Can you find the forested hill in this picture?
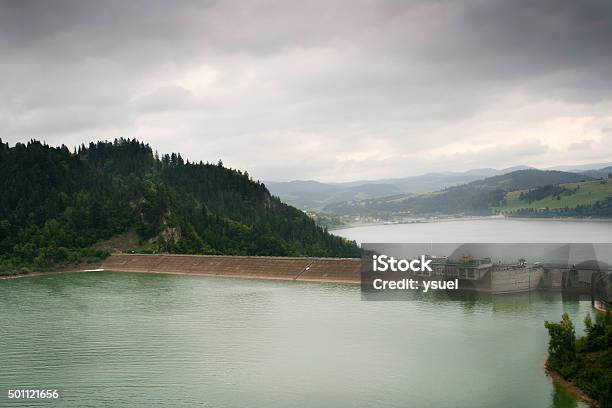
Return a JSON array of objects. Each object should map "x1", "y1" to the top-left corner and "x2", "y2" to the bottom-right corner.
[
  {"x1": 0, "y1": 138, "x2": 360, "y2": 274},
  {"x1": 324, "y1": 169, "x2": 600, "y2": 217},
  {"x1": 465, "y1": 169, "x2": 589, "y2": 190}
]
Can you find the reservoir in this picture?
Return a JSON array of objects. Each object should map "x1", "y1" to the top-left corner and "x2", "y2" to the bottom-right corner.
[
  {"x1": 0, "y1": 271, "x2": 593, "y2": 407},
  {"x1": 333, "y1": 218, "x2": 612, "y2": 244}
]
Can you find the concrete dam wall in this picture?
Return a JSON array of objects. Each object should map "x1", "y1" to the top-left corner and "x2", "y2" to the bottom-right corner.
[
  {"x1": 490, "y1": 267, "x2": 543, "y2": 294},
  {"x1": 102, "y1": 254, "x2": 363, "y2": 284},
  {"x1": 100, "y1": 254, "x2": 594, "y2": 295}
]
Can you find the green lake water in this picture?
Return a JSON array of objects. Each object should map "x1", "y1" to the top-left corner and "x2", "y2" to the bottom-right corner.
[{"x1": 0, "y1": 272, "x2": 592, "y2": 407}]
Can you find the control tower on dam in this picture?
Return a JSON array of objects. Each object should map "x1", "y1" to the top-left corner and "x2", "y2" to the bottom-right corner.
[{"x1": 415, "y1": 256, "x2": 543, "y2": 293}]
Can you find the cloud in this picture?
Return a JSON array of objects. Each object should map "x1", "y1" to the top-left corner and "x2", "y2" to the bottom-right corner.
[
  {"x1": 1, "y1": 0, "x2": 612, "y2": 181},
  {"x1": 131, "y1": 86, "x2": 199, "y2": 114},
  {"x1": 569, "y1": 140, "x2": 596, "y2": 151}
]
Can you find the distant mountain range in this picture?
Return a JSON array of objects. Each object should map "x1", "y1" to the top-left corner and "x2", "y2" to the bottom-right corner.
[
  {"x1": 266, "y1": 163, "x2": 612, "y2": 210},
  {"x1": 579, "y1": 166, "x2": 612, "y2": 179},
  {"x1": 264, "y1": 180, "x2": 401, "y2": 210}
]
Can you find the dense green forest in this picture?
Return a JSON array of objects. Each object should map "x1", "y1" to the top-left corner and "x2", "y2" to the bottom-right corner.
[
  {"x1": 545, "y1": 312, "x2": 612, "y2": 407},
  {"x1": 0, "y1": 139, "x2": 360, "y2": 275}
]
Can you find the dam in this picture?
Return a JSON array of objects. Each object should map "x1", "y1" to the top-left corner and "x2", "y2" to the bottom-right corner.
[
  {"x1": 101, "y1": 254, "x2": 363, "y2": 284},
  {"x1": 99, "y1": 253, "x2": 608, "y2": 300}
]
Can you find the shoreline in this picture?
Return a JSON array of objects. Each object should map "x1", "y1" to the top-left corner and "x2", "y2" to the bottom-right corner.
[
  {"x1": 0, "y1": 269, "x2": 93, "y2": 280},
  {"x1": 97, "y1": 268, "x2": 361, "y2": 285},
  {"x1": 545, "y1": 364, "x2": 599, "y2": 407},
  {"x1": 0, "y1": 267, "x2": 361, "y2": 285},
  {"x1": 0, "y1": 263, "x2": 102, "y2": 281},
  {"x1": 329, "y1": 215, "x2": 612, "y2": 231},
  {"x1": 329, "y1": 215, "x2": 504, "y2": 231},
  {"x1": 1, "y1": 255, "x2": 367, "y2": 282}
]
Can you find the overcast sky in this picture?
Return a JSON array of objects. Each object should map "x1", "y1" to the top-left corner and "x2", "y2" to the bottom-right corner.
[{"x1": 1, "y1": 0, "x2": 611, "y2": 181}]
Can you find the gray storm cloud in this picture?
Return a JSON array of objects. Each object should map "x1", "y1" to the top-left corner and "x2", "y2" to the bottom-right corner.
[{"x1": 1, "y1": 0, "x2": 611, "y2": 181}]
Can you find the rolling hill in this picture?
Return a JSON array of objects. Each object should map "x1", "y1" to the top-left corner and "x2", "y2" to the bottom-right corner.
[
  {"x1": 497, "y1": 178, "x2": 612, "y2": 217},
  {"x1": 323, "y1": 170, "x2": 604, "y2": 218},
  {"x1": 579, "y1": 166, "x2": 612, "y2": 179},
  {"x1": 464, "y1": 169, "x2": 592, "y2": 190}
]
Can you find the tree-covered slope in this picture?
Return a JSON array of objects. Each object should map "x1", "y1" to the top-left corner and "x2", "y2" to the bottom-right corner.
[
  {"x1": 545, "y1": 312, "x2": 612, "y2": 407},
  {"x1": 0, "y1": 139, "x2": 360, "y2": 275},
  {"x1": 467, "y1": 169, "x2": 590, "y2": 190}
]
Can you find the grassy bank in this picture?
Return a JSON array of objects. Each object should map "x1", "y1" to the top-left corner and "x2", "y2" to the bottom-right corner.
[{"x1": 500, "y1": 179, "x2": 612, "y2": 212}]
